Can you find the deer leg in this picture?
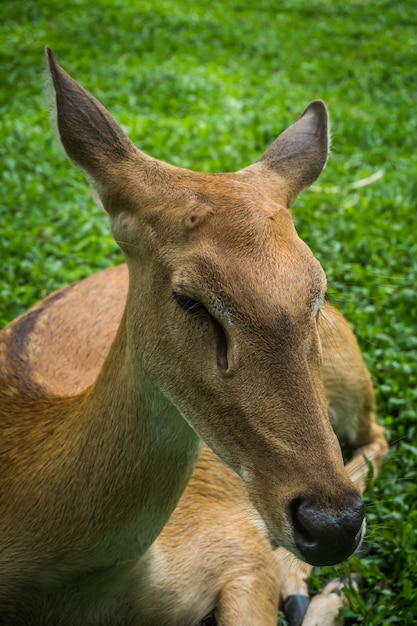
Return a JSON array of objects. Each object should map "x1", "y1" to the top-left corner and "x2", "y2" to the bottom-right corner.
[
  {"x1": 273, "y1": 547, "x2": 311, "y2": 626},
  {"x1": 344, "y1": 421, "x2": 387, "y2": 493},
  {"x1": 301, "y1": 576, "x2": 361, "y2": 626},
  {"x1": 215, "y1": 571, "x2": 280, "y2": 626}
]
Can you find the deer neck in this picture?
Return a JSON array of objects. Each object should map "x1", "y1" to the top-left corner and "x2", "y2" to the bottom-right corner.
[
  {"x1": 3, "y1": 305, "x2": 201, "y2": 570},
  {"x1": 75, "y1": 306, "x2": 202, "y2": 555}
]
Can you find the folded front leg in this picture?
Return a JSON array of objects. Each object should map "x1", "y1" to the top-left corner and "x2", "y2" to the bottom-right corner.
[
  {"x1": 215, "y1": 570, "x2": 279, "y2": 626},
  {"x1": 272, "y1": 548, "x2": 310, "y2": 626},
  {"x1": 301, "y1": 577, "x2": 360, "y2": 626}
]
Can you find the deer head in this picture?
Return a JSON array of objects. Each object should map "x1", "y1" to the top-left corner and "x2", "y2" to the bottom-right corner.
[{"x1": 46, "y1": 48, "x2": 364, "y2": 566}]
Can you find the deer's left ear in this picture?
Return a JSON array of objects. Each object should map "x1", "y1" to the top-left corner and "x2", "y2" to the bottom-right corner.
[{"x1": 245, "y1": 101, "x2": 329, "y2": 206}]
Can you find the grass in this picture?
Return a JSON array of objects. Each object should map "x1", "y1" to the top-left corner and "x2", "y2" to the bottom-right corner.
[{"x1": 1, "y1": 0, "x2": 416, "y2": 623}]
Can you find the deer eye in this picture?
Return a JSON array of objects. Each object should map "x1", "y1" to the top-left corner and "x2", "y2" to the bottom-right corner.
[
  {"x1": 173, "y1": 293, "x2": 210, "y2": 318},
  {"x1": 173, "y1": 292, "x2": 229, "y2": 371}
]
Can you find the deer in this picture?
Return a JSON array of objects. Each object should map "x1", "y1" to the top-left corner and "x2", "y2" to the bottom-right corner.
[
  {"x1": 11, "y1": 262, "x2": 387, "y2": 626},
  {"x1": 0, "y1": 47, "x2": 374, "y2": 624}
]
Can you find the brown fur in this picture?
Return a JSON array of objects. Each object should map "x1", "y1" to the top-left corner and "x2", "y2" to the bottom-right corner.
[
  {"x1": 1, "y1": 264, "x2": 387, "y2": 624},
  {"x1": 0, "y1": 49, "x2": 385, "y2": 624}
]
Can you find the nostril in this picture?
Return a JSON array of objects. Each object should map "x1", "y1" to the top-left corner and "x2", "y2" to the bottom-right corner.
[
  {"x1": 289, "y1": 494, "x2": 365, "y2": 567},
  {"x1": 351, "y1": 497, "x2": 366, "y2": 528},
  {"x1": 290, "y1": 498, "x2": 317, "y2": 549}
]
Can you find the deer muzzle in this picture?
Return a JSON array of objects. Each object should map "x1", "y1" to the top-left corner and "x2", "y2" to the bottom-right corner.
[{"x1": 289, "y1": 491, "x2": 365, "y2": 566}]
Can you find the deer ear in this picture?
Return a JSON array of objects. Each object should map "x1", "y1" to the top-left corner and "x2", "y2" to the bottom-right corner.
[
  {"x1": 45, "y1": 47, "x2": 150, "y2": 192},
  {"x1": 247, "y1": 100, "x2": 329, "y2": 206}
]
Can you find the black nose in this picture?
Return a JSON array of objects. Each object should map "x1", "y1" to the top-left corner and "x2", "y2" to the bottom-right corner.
[{"x1": 290, "y1": 493, "x2": 365, "y2": 566}]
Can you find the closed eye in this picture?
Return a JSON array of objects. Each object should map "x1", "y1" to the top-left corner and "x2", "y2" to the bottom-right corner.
[
  {"x1": 173, "y1": 292, "x2": 229, "y2": 371},
  {"x1": 173, "y1": 293, "x2": 210, "y2": 318}
]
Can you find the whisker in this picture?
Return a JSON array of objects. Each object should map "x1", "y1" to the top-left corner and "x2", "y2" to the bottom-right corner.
[{"x1": 114, "y1": 239, "x2": 141, "y2": 251}]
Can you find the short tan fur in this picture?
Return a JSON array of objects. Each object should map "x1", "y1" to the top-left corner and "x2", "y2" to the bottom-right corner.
[{"x1": 0, "y1": 49, "x2": 380, "y2": 624}]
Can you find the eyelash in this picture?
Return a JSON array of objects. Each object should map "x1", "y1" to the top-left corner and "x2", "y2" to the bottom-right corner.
[
  {"x1": 173, "y1": 293, "x2": 210, "y2": 318},
  {"x1": 314, "y1": 293, "x2": 326, "y2": 317}
]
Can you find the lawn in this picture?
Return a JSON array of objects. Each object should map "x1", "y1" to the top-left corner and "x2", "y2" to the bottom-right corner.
[{"x1": 1, "y1": 0, "x2": 416, "y2": 623}]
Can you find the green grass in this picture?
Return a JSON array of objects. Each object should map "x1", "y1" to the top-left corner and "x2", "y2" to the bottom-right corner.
[{"x1": 1, "y1": 0, "x2": 416, "y2": 623}]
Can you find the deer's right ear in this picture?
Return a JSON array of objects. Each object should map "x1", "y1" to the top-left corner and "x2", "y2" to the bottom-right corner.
[{"x1": 45, "y1": 47, "x2": 152, "y2": 198}]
